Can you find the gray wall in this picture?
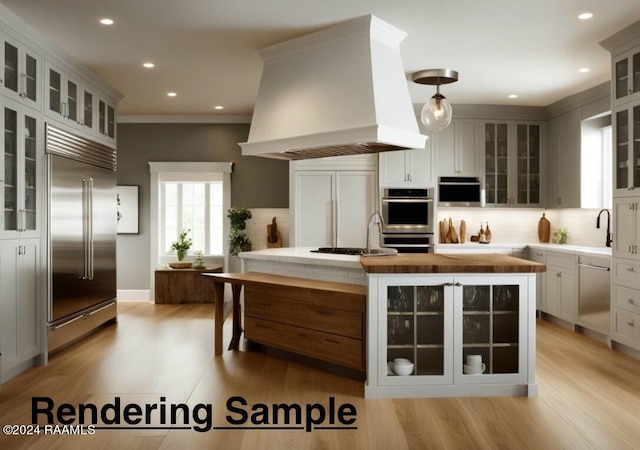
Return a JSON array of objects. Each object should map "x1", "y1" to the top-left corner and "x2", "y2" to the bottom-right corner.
[{"x1": 116, "y1": 122, "x2": 289, "y2": 291}]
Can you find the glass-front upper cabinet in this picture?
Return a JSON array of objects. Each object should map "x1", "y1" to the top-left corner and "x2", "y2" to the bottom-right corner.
[
  {"x1": 98, "y1": 98, "x2": 116, "y2": 143},
  {"x1": 515, "y1": 124, "x2": 541, "y2": 206},
  {"x1": 1, "y1": 34, "x2": 41, "y2": 110},
  {"x1": 614, "y1": 49, "x2": 640, "y2": 105},
  {"x1": 2, "y1": 99, "x2": 40, "y2": 238},
  {"x1": 614, "y1": 105, "x2": 640, "y2": 196},
  {"x1": 484, "y1": 122, "x2": 509, "y2": 205},
  {"x1": 45, "y1": 62, "x2": 96, "y2": 132}
]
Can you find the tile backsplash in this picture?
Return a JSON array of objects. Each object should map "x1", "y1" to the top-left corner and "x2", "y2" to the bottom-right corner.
[
  {"x1": 243, "y1": 207, "x2": 611, "y2": 251},
  {"x1": 438, "y1": 207, "x2": 611, "y2": 247},
  {"x1": 243, "y1": 208, "x2": 290, "y2": 250}
]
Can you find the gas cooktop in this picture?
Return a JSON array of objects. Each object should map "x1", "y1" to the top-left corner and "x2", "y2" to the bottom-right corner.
[{"x1": 310, "y1": 247, "x2": 367, "y2": 255}]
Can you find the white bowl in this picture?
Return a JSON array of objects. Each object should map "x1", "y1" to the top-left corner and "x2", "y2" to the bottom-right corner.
[
  {"x1": 393, "y1": 362, "x2": 414, "y2": 376},
  {"x1": 393, "y1": 358, "x2": 412, "y2": 365}
]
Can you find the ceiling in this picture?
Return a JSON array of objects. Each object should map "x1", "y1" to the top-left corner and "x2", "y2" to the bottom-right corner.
[{"x1": 3, "y1": 0, "x2": 640, "y2": 118}]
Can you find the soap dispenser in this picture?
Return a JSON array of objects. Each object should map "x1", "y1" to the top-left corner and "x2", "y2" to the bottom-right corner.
[{"x1": 485, "y1": 223, "x2": 492, "y2": 243}]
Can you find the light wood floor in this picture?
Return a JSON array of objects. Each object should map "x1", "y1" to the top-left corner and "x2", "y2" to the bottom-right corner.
[{"x1": 1, "y1": 302, "x2": 640, "y2": 449}]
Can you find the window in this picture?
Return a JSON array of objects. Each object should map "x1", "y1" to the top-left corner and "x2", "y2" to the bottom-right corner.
[
  {"x1": 149, "y1": 162, "x2": 232, "y2": 275},
  {"x1": 161, "y1": 181, "x2": 223, "y2": 256},
  {"x1": 581, "y1": 115, "x2": 612, "y2": 209}
]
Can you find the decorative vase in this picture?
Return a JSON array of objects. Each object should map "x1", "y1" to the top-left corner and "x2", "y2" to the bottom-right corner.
[{"x1": 177, "y1": 248, "x2": 187, "y2": 261}]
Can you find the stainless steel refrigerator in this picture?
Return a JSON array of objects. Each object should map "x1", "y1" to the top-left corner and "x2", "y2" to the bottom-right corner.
[{"x1": 46, "y1": 125, "x2": 117, "y2": 352}]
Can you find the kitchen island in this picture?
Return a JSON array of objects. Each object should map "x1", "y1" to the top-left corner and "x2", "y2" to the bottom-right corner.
[{"x1": 239, "y1": 249, "x2": 545, "y2": 398}]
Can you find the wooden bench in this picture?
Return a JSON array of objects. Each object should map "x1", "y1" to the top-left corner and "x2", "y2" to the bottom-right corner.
[{"x1": 202, "y1": 272, "x2": 367, "y2": 370}]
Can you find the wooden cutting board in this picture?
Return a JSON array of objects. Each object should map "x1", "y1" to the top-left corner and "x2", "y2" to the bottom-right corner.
[{"x1": 538, "y1": 213, "x2": 550, "y2": 243}]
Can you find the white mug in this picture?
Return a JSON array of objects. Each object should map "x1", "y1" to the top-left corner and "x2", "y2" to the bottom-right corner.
[
  {"x1": 466, "y1": 354, "x2": 482, "y2": 367},
  {"x1": 464, "y1": 363, "x2": 486, "y2": 375}
]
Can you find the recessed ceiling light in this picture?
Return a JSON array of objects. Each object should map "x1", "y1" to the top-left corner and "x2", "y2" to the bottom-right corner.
[
  {"x1": 214, "y1": 105, "x2": 224, "y2": 110},
  {"x1": 578, "y1": 67, "x2": 590, "y2": 73},
  {"x1": 578, "y1": 12, "x2": 593, "y2": 20},
  {"x1": 99, "y1": 18, "x2": 114, "y2": 25},
  {"x1": 143, "y1": 62, "x2": 155, "y2": 68},
  {"x1": 167, "y1": 92, "x2": 177, "y2": 97},
  {"x1": 508, "y1": 94, "x2": 518, "y2": 99}
]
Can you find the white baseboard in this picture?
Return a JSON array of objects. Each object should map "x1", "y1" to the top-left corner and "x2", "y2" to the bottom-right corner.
[{"x1": 117, "y1": 290, "x2": 151, "y2": 302}]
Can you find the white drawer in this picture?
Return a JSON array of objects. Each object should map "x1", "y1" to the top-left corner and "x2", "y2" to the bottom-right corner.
[
  {"x1": 613, "y1": 260, "x2": 640, "y2": 290},
  {"x1": 614, "y1": 285, "x2": 640, "y2": 315},
  {"x1": 613, "y1": 309, "x2": 640, "y2": 349},
  {"x1": 547, "y1": 252, "x2": 576, "y2": 270}
]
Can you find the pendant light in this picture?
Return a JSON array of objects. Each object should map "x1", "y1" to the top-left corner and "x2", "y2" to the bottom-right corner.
[{"x1": 411, "y1": 69, "x2": 458, "y2": 132}]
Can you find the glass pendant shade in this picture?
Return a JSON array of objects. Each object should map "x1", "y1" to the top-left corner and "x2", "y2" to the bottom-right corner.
[{"x1": 420, "y1": 93, "x2": 452, "y2": 132}]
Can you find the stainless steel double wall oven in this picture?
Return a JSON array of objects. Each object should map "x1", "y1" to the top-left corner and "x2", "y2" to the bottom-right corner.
[{"x1": 380, "y1": 187, "x2": 434, "y2": 253}]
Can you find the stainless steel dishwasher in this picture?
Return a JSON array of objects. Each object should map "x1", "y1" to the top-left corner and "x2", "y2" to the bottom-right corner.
[{"x1": 577, "y1": 255, "x2": 611, "y2": 335}]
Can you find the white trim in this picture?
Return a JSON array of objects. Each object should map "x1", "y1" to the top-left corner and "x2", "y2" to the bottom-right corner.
[
  {"x1": 149, "y1": 162, "x2": 232, "y2": 300},
  {"x1": 149, "y1": 162, "x2": 233, "y2": 174},
  {"x1": 117, "y1": 290, "x2": 152, "y2": 302},
  {"x1": 118, "y1": 115, "x2": 251, "y2": 124}
]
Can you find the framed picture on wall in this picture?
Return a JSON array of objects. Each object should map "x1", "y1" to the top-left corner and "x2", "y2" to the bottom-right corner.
[{"x1": 117, "y1": 185, "x2": 139, "y2": 234}]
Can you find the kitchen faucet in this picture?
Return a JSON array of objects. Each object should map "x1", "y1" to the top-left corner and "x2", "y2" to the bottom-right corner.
[
  {"x1": 596, "y1": 209, "x2": 613, "y2": 248},
  {"x1": 366, "y1": 211, "x2": 384, "y2": 254}
]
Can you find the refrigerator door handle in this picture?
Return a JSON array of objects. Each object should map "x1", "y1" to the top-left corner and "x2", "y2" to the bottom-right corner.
[{"x1": 82, "y1": 178, "x2": 95, "y2": 280}]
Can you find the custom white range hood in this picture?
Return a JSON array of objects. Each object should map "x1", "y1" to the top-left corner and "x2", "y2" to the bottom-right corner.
[{"x1": 240, "y1": 15, "x2": 427, "y2": 160}]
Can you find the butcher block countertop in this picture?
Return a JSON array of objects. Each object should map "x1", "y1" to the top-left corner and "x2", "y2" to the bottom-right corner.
[{"x1": 360, "y1": 253, "x2": 546, "y2": 274}]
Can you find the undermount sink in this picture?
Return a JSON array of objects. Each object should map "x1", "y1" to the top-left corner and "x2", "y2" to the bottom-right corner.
[{"x1": 310, "y1": 247, "x2": 398, "y2": 257}]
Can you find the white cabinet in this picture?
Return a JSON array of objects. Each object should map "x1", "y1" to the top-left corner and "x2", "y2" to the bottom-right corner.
[
  {"x1": 611, "y1": 260, "x2": 640, "y2": 351},
  {"x1": 1, "y1": 98, "x2": 42, "y2": 239},
  {"x1": 0, "y1": 32, "x2": 41, "y2": 110},
  {"x1": 613, "y1": 104, "x2": 640, "y2": 196},
  {"x1": 292, "y1": 169, "x2": 376, "y2": 248},
  {"x1": 379, "y1": 146, "x2": 435, "y2": 187},
  {"x1": 544, "y1": 252, "x2": 577, "y2": 323},
  {"x1": 483, "y1": 121, "x2": 543, "y2": 207},
  {"x1": 613, "y1": 197, "x2": 640, "y2": 259},
  {"x1": 45, "y1": 62, "x2": 97, "y2": 133},
  {"x1": 0, "y1": 238, "x2": 40, "y2": 382},
  {"x1": 546, "y1": 109, "x2": 581, "y2": 208},
  {"x1": 612, "y1": 48, "x2": 640, "y2": 105},
  {"x1": 436, "y1": 119, "x2": 481, "y2": 177},
  {"x1": 528, "y1": 248, "x2": 546, "y2": 311},
  {"x1": 367, "y1": 273, "x2": 535, "y2": 398}
]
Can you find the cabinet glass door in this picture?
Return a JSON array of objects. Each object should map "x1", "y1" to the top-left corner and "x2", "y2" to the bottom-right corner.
[
  {"x1": 485, "y1": 123, "x2": 509, "y2": 205},
  {"x1": 67, "y1": 80, "x2": 78, "y2": 122},
  {"x1": 616, "y1": 57, "x2": 629, "y2": 100},
  {"x1": 634, "y1": 105, "x2": 640, "y2": 189},
  {"x1": 4, "y1": 106, "x2": 18, "y2": 231},
  {"x1": 24, "y1": 53, "x2": 37, "y2": 103},
  {"x1": 98, "y1": 100, "x2": 106, "y2": 135},
  {"x1": 4, "y1": 42, "x2": 18, "y2": 94},
  {"x1": 23, "y1": 113, "x2": 37, "y2": 231},
  {"x1": 515, "y1": 124, "x2": 540, "y2": 205},
  {"x1": 84, "y1": 90, "x2": 94, "y2": 129},
  {"x1": 460, "y1": 284, "x2": 520, "y2": 376},
  {"x1": 107, "y1": 104, "x2": 115, "y2": 138},
  {"x1": 386, "y1": 284, "x2": 446, "y2": 378},
  {"x1": 48, "y1": 68, "x2": 62, "y2": 115},
  {"x1": 616, "y1": 109, "x2": 629, "y2": 190}
]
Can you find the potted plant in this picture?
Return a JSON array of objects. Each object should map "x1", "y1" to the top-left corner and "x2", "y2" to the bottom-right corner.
[
  {"x1": 228, "y1": 207, "x2": 252, "y2": 256},
  {"x1": 171, "y1": 228, "x2": 192, "y2": 261}
]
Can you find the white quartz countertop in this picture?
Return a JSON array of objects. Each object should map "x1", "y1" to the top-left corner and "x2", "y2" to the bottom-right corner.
[
  {"x1": 437, "y1": 242, "x2": 612, "y2": 257},
  {"x1": 238, "y1": 247, "x2": 364, "y2": 269}
]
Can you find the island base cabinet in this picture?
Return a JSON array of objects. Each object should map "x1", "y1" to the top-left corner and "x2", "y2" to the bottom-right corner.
[{"x1": 366, "y1": 274, "x2": 536, "y2": 398}]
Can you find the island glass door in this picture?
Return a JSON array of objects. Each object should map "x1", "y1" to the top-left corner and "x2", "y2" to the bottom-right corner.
[
  {"x1": 454, "y1": 277, "x2": 527, "y2": 384},
  {"x1": 380, "y1": 277, "x2": 453, "y2": 385}
]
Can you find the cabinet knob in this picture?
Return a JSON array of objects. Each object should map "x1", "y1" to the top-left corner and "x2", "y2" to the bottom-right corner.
[
  {"x1": 557, "y1": 273, "x2": 561, "y2": 277},
  {"x1": 628, "y1": 267, "x2": 636, "y2": 272},
  {"x1": 628, "y1": 298, "x2": 636, "y2": 305},
  {"x1": 628, "y1": 319, "x2": 635, "y2": 327}
]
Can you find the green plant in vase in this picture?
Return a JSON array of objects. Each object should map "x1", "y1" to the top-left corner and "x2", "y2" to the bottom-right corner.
[
  {"x1": 228, "y1": 207, "x2": 252, "y2": 256},
  {"x1": 171, "y1": 229, "x2": 192, "y2": 261}
]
